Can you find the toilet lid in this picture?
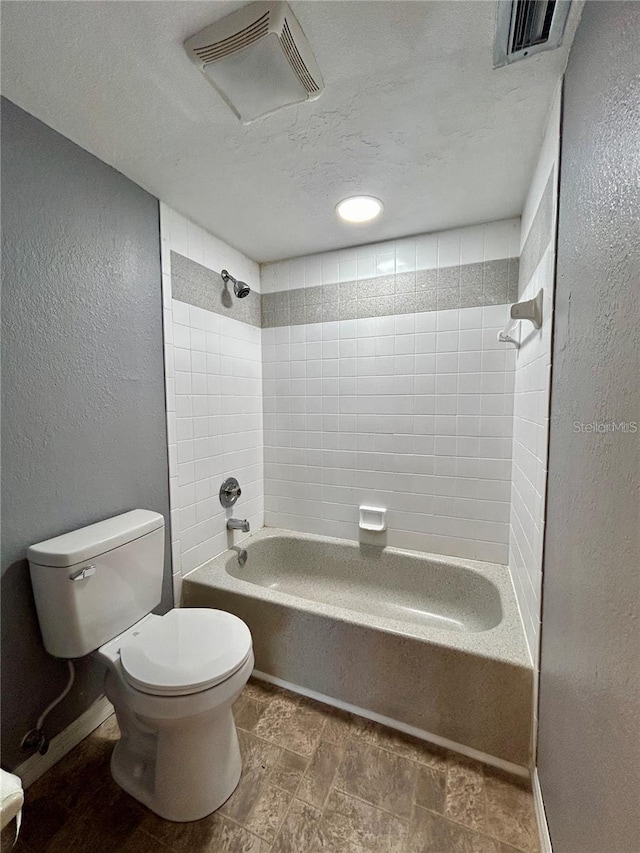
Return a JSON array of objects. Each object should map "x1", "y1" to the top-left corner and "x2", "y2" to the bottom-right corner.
[{"x1": 120, "y1": 609, "x2": 252, "y2": 697}]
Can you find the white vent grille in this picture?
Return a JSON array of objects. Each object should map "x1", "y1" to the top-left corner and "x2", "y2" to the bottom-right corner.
[
  {"x1": 184, "y1": 2, "x2": 324, "y2": 123},
  {"x1": 494, "y1": 0, "x2": 572, "y2": 68},
  {"x1": 193, "y1": 12, "x2": 270, "y2": 65},
  {"x1": 279, "y1": 18, "x2": 320, "y2": 94}
]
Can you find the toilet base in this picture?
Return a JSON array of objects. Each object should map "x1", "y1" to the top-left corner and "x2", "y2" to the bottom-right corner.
[
  {"x1": 103, "y1": 653, "x2": 253, "y2": 822},
  {"x1": 110, "y1": 708, "x2": 242, "y2": 822}
]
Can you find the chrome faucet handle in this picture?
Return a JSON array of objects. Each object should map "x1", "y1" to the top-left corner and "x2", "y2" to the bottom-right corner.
[{"x1": 220, "y1": 477, "x2": 242, "y2": 508}]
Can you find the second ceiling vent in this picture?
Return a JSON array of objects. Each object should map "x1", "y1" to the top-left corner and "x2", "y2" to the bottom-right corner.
[
  {"x1": 184, "y1": 1, "x2": 324, "y2": 124},
  {"x1": 494, "y1": 0, "x2": 572, "y2": 67}
]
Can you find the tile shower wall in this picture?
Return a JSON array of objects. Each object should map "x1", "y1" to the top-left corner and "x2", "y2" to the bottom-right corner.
[
  {"x1": 261, "y1": 220, "x2": 520, "y2": 564},
  {"x1": 160, "y1": 204, "x2": 263, "y2": 599},
  {"x1": 509, "y1": 89, "x2": 560, "y2": 664}
]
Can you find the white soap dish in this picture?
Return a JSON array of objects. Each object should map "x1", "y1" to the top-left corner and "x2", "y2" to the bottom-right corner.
[{"x1": 359, "y1": 506, "x2": 386, "y2": 532}]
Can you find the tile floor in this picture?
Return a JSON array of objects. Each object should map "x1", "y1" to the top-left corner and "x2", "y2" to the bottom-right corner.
[{"x1": 2, "y1": 679, "x2": 540, "y2": 853}]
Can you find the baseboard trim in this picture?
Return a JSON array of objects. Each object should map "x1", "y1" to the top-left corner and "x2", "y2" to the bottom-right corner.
[
  {"x1": 532, "y1": 768, "x2": 553, "y2": 853},
  {"x1": 13, "y1": 696, "x2": 114, "y2": 789},
  {"x1": 252, "y1": 669, "x2": 530, "y2": 779}
]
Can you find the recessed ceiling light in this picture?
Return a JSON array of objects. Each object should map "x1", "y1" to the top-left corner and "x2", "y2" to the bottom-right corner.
[{"x1": 336, "y1": 196, "x2": 383, "y2": 224}]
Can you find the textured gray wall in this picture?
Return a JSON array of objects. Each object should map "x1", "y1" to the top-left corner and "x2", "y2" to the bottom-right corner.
[
  {"x1": 1, "y1": 98, "x2": 172, "y2": 770},
  {"x1": 537, "y1": 4, "x2": 640, "y2": 852}
]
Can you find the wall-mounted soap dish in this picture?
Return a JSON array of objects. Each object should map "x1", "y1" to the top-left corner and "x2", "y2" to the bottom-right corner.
[{"x1": 359, "y1": 506, "x2": 386, "y2": 532}]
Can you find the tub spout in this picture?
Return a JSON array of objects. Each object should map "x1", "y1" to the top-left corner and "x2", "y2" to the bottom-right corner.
[{"x1": 227, "y1": 518, "x2": 250, "y2": 533}]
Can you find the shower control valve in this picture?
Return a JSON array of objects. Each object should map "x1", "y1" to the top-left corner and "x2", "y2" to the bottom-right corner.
[{"x1": 220, "y1": 477, "x2": 242, "y2": 508}]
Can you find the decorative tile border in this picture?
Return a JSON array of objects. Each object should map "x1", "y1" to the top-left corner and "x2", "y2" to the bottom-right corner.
[
  {"x1": 171, "y1": 251, "x2": 262, "y2": 328},
  {"x1": 172, "y1": 250, "x2": 519, "y2": 329},
  {"x1": 519, "y1": 172, "x2": 554, "y2": 295},
  {"x1": 262, "y1": 258, "x2": 519, "y2": 327}
]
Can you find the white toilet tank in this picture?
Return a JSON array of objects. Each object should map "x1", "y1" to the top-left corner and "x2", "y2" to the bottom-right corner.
[{"x1": 27, "y1": 510, "x2": 165, "y2": 659}]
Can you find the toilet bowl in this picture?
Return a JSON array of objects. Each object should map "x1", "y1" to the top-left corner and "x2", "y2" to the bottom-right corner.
[
  {"x1": 95, "y1": 608, "x2": 254, "y2": 822},
  {"x1": 26, "y1": 510, "x2": 254, "y2": 823}
]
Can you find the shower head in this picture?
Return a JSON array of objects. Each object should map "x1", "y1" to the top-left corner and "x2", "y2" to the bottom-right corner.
[
  {"x1": 221, "y1": 269, "x2": 250, "y2": 299},
  {"x1": 234, "y1": 280, "x2": 250, "y2": 299}
]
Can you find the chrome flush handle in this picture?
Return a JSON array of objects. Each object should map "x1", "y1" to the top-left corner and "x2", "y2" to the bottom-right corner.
[{"x1": 69, "y1": 565, "x2": 96, "y2": 581}]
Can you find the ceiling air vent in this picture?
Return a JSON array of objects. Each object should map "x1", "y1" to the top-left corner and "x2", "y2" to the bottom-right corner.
[
  {"x1": 184, "y1": 1, "x2": 324, "y2": 124},
  {"x1": 494, "y1": 0, "x2": 572, "y2": 68}
]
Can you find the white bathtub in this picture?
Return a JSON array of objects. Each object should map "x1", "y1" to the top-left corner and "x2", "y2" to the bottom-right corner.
[{"x1": 183, "y1": 528, "x2": 533, "y2": 768}]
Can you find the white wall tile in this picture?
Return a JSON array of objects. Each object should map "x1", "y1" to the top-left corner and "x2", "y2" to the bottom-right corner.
[
  {"x1": 263, "y1": 294, "x2": 515, "y2": 565},
  {"x1": 508, "y1": 88, "x2": 560, "y2": 667},
  {"x1": 161, "y1": 207, "x2": 263, "y2": 579}
]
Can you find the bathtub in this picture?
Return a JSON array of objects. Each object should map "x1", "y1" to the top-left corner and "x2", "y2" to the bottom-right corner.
[{"x1": 183, "y1": 528, "x2": 533, "y2": 768}]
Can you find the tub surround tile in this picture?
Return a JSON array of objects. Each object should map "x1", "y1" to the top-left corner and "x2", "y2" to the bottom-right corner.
[
  {"x1": 171, "y1": 252, "x2": 262, "y2": 329},
  {"x1": 508, "y1": 104, "x2": 559, "y2": 666},
  {"x1": 261, "y1": 257, "x2": 519, "y2": 327},
  {"x1": 162, "y1": 209, "x2": 264, "y2": 583},
  {"x1": 13, "y1": 683, "x2": 540, "y2": 853},
  {"x1": 518, "y1": 173, "x2": 554, "y2": 298}
]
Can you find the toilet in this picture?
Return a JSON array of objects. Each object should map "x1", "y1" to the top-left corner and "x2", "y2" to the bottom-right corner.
[{"x1": 27, "y1": 510, "x2": 253, "y2": 822}]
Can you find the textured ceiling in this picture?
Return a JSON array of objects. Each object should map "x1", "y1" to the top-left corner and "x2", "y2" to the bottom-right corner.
[{"x1": 0, "y1": 1, "x2": 582, "y2": 262}]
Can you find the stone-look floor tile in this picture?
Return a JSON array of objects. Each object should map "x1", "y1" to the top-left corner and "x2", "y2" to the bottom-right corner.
[
  {"x1": 44, "y1": 784, "x2": 147, "y2": 853},
  {"x1": 446, "y1": 754, "x2": 486, "y2": 832},
  {"x1": 334, "y1": 739, "x2": 418, "y2": 819},
  {"x1": 297, "y1": 740, "x2": 345, "y2": 809},
  {"x1": 318, "y1": 789, "x2": 408, "y2": 853},
  {"x1": 209, "y1": 818, "x2": 270, "y2": 852},
  {"x1": 252, "y1": 696, "x2": 299, "y2": 743},
  {"x1": 11, "y1": 797, "x2": 73, "y2": 851},
  {"x1": 233, "y1": 693, "x2": 267, "y2": 732},
  {"x1": 408, "y1": 806, "x2": 503, "y2": 853},
  {"x1": 414, "y1": 766, "x2": 446, "y2": 813},
  {"x1": 270, "y1": 798, "x2": 321, "y2": 853},
  {"x1": 484, "y1": 769, "x2": 539, "y2": 853},
  {"x1": 27, "y1": 731, "x2": 112, "y2": 812},
  {"x1": 317, "y1": 707, "x2": 356, "y2": 746},
  {"x1": 219, "y1": 731, "x2": 282, "y2": 824},
  {"x1": 142, "y1": 810, "x2": 221, "y2": 852},
  {"x1": 268, "y1": 748, "x2": 309, "y2": 794},
  {"x1": 147, "y1": 810, "x2": 268, "y2": 853},
  {"x1": 243, "y1": 678, "x2": 295, "y2": 704},
  {"x1": 117, "y1": 828, "x2": 175, "y2": 852},
  {"x1": 255, "y1": 698, "x2": 327, "y2": 757},
  {"x1": 242, "y1": 783, "x2": 292, "y2": 842},
  {"x1": 350, "y1": 718, "x2": 448, "y2": 771},
  {"x1": 91, "y1": 713, "x2": 121, "y2": 743},
  {"x1": 1, "y1": 819, "x2": 34, "y2": 852},
  {"x1": 308, "y1": 819, "x2": 370, "y2": 853},
  {"x1": 9, "y1": 684, "x2": 541, "y2": 853}
]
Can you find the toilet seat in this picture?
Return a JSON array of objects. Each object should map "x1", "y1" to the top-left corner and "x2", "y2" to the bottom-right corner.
[{"x1": 119, "y1": 609, "x2": 252, "y2": 697}]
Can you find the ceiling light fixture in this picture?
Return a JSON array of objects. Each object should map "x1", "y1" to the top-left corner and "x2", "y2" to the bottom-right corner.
[{"x1": 336, "y1": 196, "x2": 383, "y2": 224}]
